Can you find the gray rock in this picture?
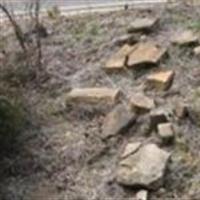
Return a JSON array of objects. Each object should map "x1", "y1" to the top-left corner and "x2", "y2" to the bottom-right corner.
[
  {"x1": 116, "y1": 143, "x2": 171, "y2": 189},
  {"x1": 127, "y1": 17, "x2": 158, "y2": 33},
  {"x1": 157, "y1": 123, "x2": 174, "y2": 143},
  {"x1": 172, "y1": 30, "x2": 198, "y2": 45},
  {"x1": 102, "y1": 105, "x2": 136, "y2": 138},
  {"x1": 194, "y1": 46, "x2": 200, "y2": 55},
  {"x1": 136, "y1": 190, "x2": 148, "y2": 200}
]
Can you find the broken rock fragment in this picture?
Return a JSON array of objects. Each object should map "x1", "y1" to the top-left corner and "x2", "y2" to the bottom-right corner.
[
  {"x1": 158, "y1": 123, "x2": 174, "y2": 143},
  {"x1": 147, "y1": 70, "x2": 174, "y2": 91},
  {"x1": 117, "y1": 143, "x2": 171, "y2": 189},
  {"x1": 66, "y1": 88, "x2": 120, "y2": 104},
  {"x1": 127, "y1": 17, "x2": 158, "y2": 33},
  {"x1": 129, "y1": 93, "x2": 155, "y2": 114},
  {"x1": 102, "y1": 105, "x2": 136, "y2": 138},
  {"x1": 172, "y1": 30, "x2": 198, "y2": 45},
  {"x1": 105, "y1": 44, "x2": 135, "y2": 69},
  {"x1": 127, "y1": 42, "x2": 166, "y2": 68}
]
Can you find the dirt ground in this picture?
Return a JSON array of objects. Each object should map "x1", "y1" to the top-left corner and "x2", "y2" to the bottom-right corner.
[{"x1": 1, "y1": 3, "x2": 200, "y2": 200}]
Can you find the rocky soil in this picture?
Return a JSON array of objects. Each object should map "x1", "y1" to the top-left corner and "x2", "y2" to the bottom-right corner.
[{"x1": 1, "y1": 3, "x2": 200, "y2": 200}]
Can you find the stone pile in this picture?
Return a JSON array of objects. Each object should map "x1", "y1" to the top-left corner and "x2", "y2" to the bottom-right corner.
[{"x1": 65, "y1": 15, "x2": 197, "y2": 199}]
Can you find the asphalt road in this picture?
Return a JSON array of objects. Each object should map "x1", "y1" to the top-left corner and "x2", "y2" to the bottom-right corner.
[
  {"x1": 4, "y1": 0, "x2": 130, "y2": 9},
  {"x1": 4, "y1": 0, "x2": 166, "y2": 11}
]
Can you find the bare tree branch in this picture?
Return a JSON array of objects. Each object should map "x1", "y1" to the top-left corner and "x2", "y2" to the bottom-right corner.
[{"x1": 0, "y1": 3, "x2": 27, "y2": 53}]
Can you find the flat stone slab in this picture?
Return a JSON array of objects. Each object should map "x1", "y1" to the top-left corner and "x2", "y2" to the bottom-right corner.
[
  {"x1": 127, "y1": 42, "x2": 166, "y2": 68},
  {"x1": 105, "y1": 44, "x2": 135, "y2": 69},
  {"x1": 172, "y1": 30, "x2": 198, "y2": 45},
  {"x1": 129, "y1": 93, "x2": 155, "y2": 114},
  {"x1": 116, "y1": 143, "x2": 171, "y2": 189},
  {"x1": 127, "y1": 17, "x2": 158, "y2": 33},
  {"x1": 146, "y1": 70, "x2": 174, "y2": 91},
  {"x1": 102, "y1": 105, "x2": 136, "y2": 138},
  {"x1": 66, "y1": 88, "x2": 120, "y2": 103}
]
